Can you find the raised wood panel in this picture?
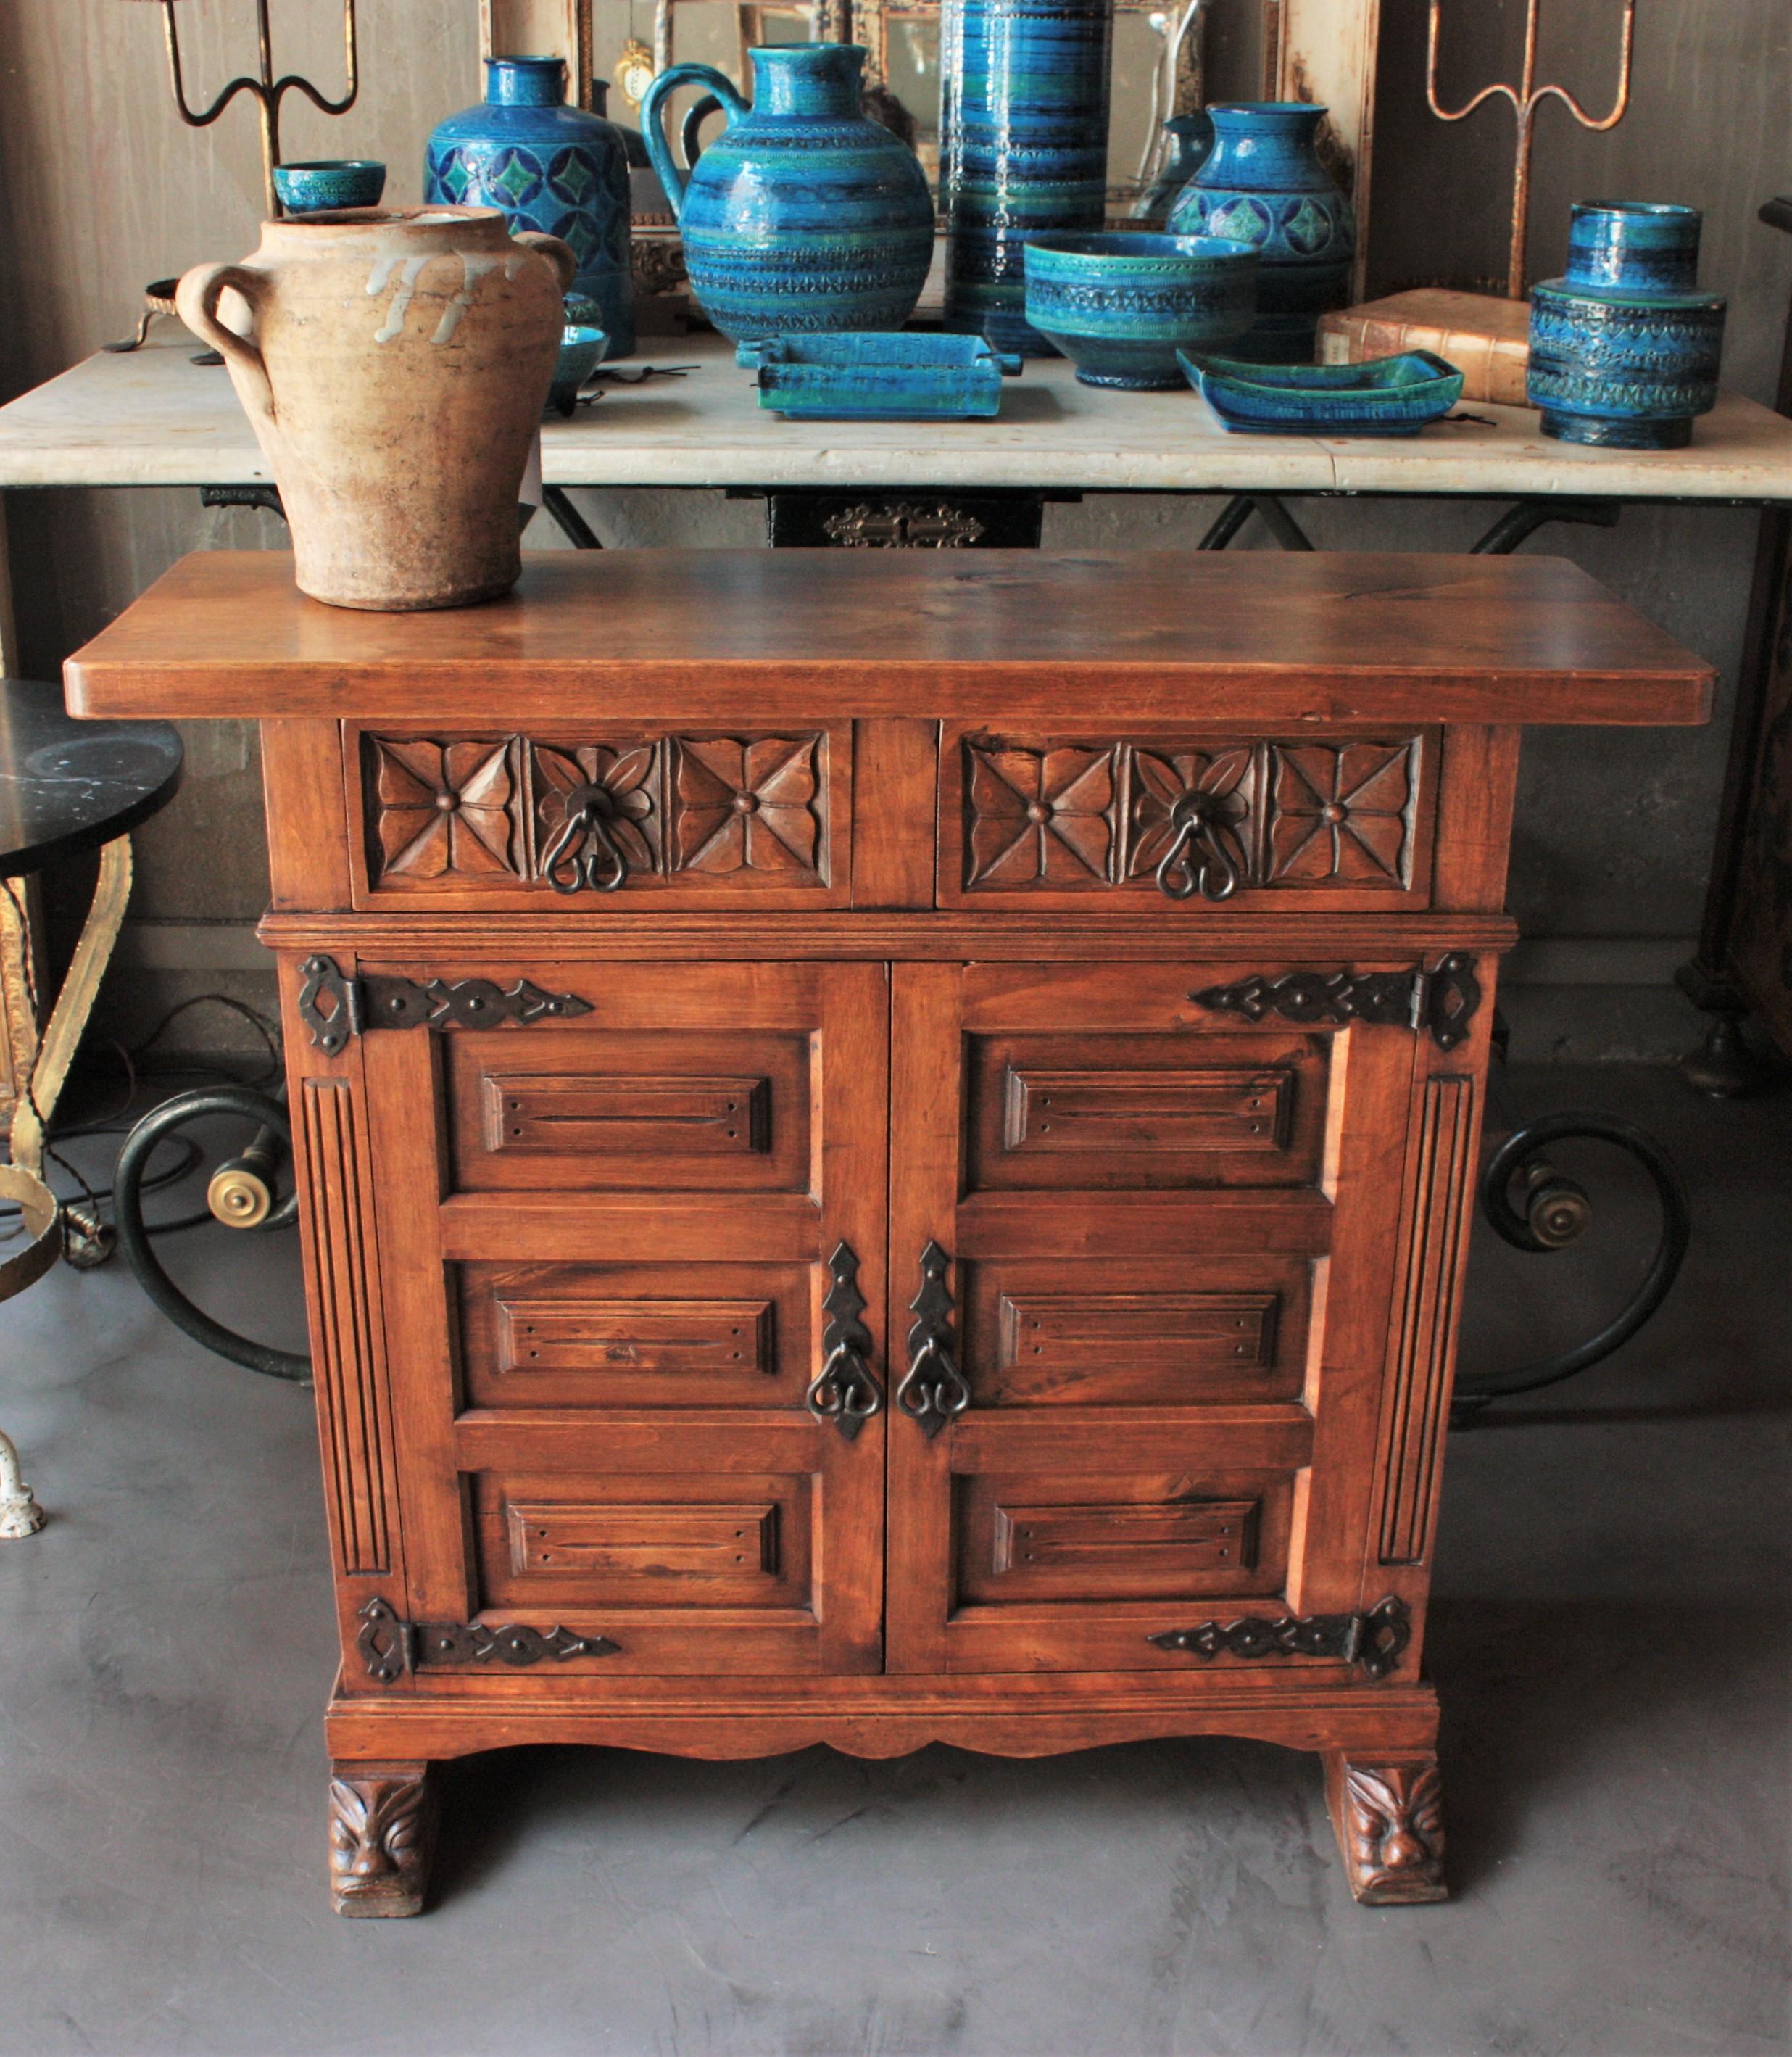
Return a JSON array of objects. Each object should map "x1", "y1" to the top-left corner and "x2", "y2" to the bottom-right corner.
[
  {"x1": 966, "y1": 1030, "x2": 1330, "y2": 1192},
  {"x1": 446, "y1": 1029, "x2": 812, "y2": 1195},
  {"x1": 472, "y1": 1470, "x2": 810, "y2": 1611},
  {"x1": 969, "y1": 1256, "x2": 1312, "y2": 1407},
  {"x1": 958, "y1": 1471, "x2": 1287, "y2": 1604},
  {"x1": 939, "y1": 727, "x2": 1438, "y2": 911},
  {"x1": 458, "y1": 1260, "x2": 808, "y2": 1410}
]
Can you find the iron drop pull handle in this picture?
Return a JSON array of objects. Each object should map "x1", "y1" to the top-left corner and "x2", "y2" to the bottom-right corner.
[
  {"x1": 540, "y1": 782, "x2": 630, "y2": 894},
  {"x1": 1156, "y1": 790, "x2": 1247, "y2": 903},
  {"x1": 806, "y1": 1241, "x2": 884, "y2": 1440},
  {"x1": 895, "y1": 1241, "x2": 971, "y2": 1439}
]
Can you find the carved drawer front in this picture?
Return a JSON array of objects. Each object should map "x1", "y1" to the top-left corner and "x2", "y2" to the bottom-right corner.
[
  {"x1": 458, "y1": 1262, "x2": 811, "y2": 1410},
  {"x1": 351, "y1": 726, "x2": 848, "y2": 906},
  {"x1": 940, "y1": 727, "x2": 1436, "y2": 909},
  {"x1": 963, "y1": 1256, "x2": 1313, "y2": 1409},
  {"x1": 966, "y1": 1028, "x2": 1330, "y2": 1193},
  {"x1": 955, "y1": 1465, "x2": 1295, "y2": 1607},
  {"x1": 445, "y1": 1026, "x2": 814, "y2": 1196}
]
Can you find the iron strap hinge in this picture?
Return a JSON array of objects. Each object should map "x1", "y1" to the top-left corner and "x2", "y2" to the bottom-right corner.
[
  {"x1": 1190, "y1": 954, "x2": 1482, "y2": 1052},
  {"x1": 1147, "y1": 1595, "x2": 1411, "y2": 1681},
  {"x1": 297, "y1": 953, "x2": 594, "y2": 1054},
  {"x1": 354, "y1": 1597, "x2": 619, "y2": 1682}
]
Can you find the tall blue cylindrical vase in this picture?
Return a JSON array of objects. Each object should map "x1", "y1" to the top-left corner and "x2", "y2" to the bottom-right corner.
[
  {"x1": 1167, "y1": 102, "x2": 1353, "y2": 363},
  {"x1": 426, "y1": 57, "x2": 635, "y2": 358},
  {"x1": 1527, "y1": 202, "x2": 1726, "y2": 450},
  {"x1": 940, "y1": 0, "x2": 1113, "y2": 356}
]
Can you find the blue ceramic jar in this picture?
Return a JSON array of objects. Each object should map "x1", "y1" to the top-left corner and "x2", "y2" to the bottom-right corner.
[
  {"x1": 940, "y1": 0, "x2": 1113, "y2": 355},
  {"x1": 1527, "y1": 202, "x2": 1726, "y2": 449},
  {"x1": 1167, "y1": 102, "x2": 1353, "y2": 363},
  {"x1": 1023, "y1": 232, "x2": 1258, "y2": 389},
  {"x1": 640, "y1": 44, "x2": 934, "y2": 344},
  {"x1": 426, "y1": 57, "x2": 634, "y2": 358},
  {"x1": 1134, "y1": 114, "x2": 1214, "y2": 227}
]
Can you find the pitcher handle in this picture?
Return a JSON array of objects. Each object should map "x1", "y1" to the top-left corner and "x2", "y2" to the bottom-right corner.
[
  {"x1": 175, "y1": 264, "x2": 274, "y2": 429},
  {"x1": 513, "y1": 231, "x2": 578, "y2": 294},
  {"x1": 640, "y1": 62, "x2": 747, "y2": 220}
]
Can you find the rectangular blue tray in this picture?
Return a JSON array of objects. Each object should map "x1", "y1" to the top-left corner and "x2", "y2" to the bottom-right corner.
[{"x1": 739, "y1": 334, "x2": 1024, "y2": 421}]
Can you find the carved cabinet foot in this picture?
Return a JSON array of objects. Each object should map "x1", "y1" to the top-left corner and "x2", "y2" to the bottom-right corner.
[
  {"x1": 328, "y1": 1761, "x2": 436, "y2": 1917},
  {"x1": 1323, "y1": 1751, "x2": 1448, "y2": 1905}
]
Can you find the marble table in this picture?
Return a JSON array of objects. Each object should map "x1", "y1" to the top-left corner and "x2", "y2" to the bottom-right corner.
[{"x1": 1, "y1": 325, "x2": 1791, "y2": 505}]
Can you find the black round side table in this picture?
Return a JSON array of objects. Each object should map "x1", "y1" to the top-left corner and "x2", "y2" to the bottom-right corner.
[{"x1": 0, "y1": 679, "x2": 182, "y2": 1536}]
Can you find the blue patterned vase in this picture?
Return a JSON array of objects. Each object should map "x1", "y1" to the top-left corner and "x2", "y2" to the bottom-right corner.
[
  {"x1": 426, "y1": 57, "x2": 634, "y2": 358},
  {"x1": 1527, "y1": 202, "x2": 1726, "y2": 450},
  {"x1": 1167, "y1": 102, "x2": 1353, "y2": 363},
  {"x1": 640, "y1": 44, "x2": 934, "y2": 344},
  {"x1": 939, "y1": 0, "x2": 1113, "y2": 356},
  {"x1": 1133, "y1": 113, "x2": 1214, "y2": 227}
]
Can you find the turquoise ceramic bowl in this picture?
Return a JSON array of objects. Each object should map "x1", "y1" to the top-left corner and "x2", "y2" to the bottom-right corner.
[
  {"x1": 1023, "y1": 232, "x2": 1258, "y2": 389},
  {"x1": 549, "y1": 325, "x2": 607, "y2": 415},
  {"x1": 273, "y1": 160, "x2": 387, "y2": 215},
  {"x1": 1181, "y1": 349, "x2": 1464, "y2": 436}
]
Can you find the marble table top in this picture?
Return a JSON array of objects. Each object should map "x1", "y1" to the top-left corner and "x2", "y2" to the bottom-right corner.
[{"x1": 1, "y1": 325, "x2": 1788, "y2": 502}]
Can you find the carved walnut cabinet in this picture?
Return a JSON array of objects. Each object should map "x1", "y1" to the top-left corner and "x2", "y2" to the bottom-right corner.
[{"x1": 67, "y1": 548, "x2": 1709, "y2": 1914}]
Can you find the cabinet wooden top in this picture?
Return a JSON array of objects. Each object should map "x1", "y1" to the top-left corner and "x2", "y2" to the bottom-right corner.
[{"x1": 65, "y1": 548, "x2": 1712, "y2": 727}]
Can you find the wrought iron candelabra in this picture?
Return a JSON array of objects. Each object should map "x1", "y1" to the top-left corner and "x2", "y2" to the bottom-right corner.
[
  {"x1": 1427, "y1": 0, "x2": 1636, "y2": 299},
  {"x1": 128, "y1": 0, "x2": 360, "y2": 220}
]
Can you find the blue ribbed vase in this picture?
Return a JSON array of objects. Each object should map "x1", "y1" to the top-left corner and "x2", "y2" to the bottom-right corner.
[
  {"x1": 426, "y1": 57, "x2": 634, "y2": 358},
  {"x1": 940, "y1": 0, "x2": 1113, "y2": 356},
  {"x1": 1527, "y1": 202, "x2": 1726, "y2": 450},
  {"x1": 640, "y1": 44, "x2": 934, "y2": 344},
  {"x1": 1167, "y1": 102, "x2": 1353, "y2": 363}
]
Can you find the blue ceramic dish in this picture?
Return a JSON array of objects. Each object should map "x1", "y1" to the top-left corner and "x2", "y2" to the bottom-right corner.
[
  {"x1": 1167, "y1": 103, "x2": 1354, "y2": 363},
  {"x1": 548, "y1": 325, "x2": 607, "y2": 415},
  {"x1": 640, "y1": 44, "x2": 934, "y2": 344},
  {"x1": 427, "y1": 57, "x2": 635, "y2": 357},
  {"x1": 273, "y1": 160, "x2": 386, "y2": 214},
  {"x1": 1527, "y1": 201, "x2": 1726, "y2": 450},
  {"x1": 940, "y1": 0, "x2": 1113, "y2": 355},
  {"x1": 1022, "y1": 232, "x2": 1258, "y2": 390},
  {"x1": 1181, "y1": 349, "x2": 1464, "y2": 435},
  {"x1": 739, "y1": 333, "x2": 1024, "y2": 420}
]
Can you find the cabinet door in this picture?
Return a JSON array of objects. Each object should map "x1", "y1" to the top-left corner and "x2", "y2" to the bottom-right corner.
[
  {"x1": 885, "y1": 961, "x2": 1419, "y2": 1676},
  {"x1": 365, "y1": 961, "x2": 889, "y2": 1676}
]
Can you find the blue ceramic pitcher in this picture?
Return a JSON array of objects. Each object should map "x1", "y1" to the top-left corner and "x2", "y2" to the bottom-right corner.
[{"x1": 640, "y1": 44, "x2": 934, "y2": 342}]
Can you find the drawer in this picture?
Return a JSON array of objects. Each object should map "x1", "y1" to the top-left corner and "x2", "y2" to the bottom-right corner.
[
  {"x1": 349, "y1": 723, "x2": 850, "y2": 906},
  {"x1": 939, "y1": 725, "x2": 1438, "y2": 910}
]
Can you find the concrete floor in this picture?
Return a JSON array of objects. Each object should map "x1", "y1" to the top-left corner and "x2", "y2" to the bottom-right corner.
[{"x1": 1, "y1": 1064, "x2": 1787, "y2": 2057}]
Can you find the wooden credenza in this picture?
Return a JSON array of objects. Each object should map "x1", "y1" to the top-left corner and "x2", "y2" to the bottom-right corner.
[{"x1": 67, "y1": 548, "x2": 1709, "y2": 1915}]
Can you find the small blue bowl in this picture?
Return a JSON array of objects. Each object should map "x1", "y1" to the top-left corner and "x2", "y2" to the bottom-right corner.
[
  {"x1": 1181, "y1": 349, "x2": 1465, "y2": 436},
  {"x1": 1023, "y1": 231, "x2": 1259, "y2": 390},
  {"x1": 272, "y1": 160, "x2": 387, "y2": 215},
  {"x1": 549, "y1": 325, "x2": 607, "y2": 415}
]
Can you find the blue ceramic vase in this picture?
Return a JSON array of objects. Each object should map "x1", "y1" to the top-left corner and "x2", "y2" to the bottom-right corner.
[
  {"x1": 640, "y1": 44, "x2": 934, "y2": 344},
  {"x1": 1167, "y1": 102, "x2": 1353, "y2": 363},
  {"x1": 426, "y1": 57, "x2": 634, "y2": 358},
  {"x1": 939, "y1": 0, "x2": 1113, "y2": 355},
  {"x1": 1133, "y1": 113, "x2": 1214, "y2": 227},
  {"x1": 1527, "y1": 202, "x2": 1727, "y2": 450}
]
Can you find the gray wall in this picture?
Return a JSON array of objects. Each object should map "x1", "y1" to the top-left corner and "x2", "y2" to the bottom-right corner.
[{"x1": 1, "y1": 0, "x2": 1788, "y2": 1058}]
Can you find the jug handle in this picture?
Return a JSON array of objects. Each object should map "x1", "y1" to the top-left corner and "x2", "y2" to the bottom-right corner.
[
  {"x1": 640, "y1": 62, "x2": 747, "y2": 220},
  {"x1": 175, "y1": 265, "x2": 274, "y2": 428},
  {"x1": 513, "y1": 231, "x2": 579, "y2": 294}
]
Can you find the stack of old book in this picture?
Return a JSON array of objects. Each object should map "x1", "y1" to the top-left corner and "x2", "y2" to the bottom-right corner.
[{"x1": 1317, "y1": 289, "x2": 1529, "y2": 405}]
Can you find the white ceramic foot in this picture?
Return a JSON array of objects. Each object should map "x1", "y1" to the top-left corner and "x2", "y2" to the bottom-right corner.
[{"x1": 0, "y1": 1431, "x2": 45, "y2": 1538}]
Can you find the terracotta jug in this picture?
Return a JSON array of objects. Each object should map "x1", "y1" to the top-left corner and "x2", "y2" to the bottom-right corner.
[{"x1": 177, "y1": 207, "x2": 576, "y2": 611}]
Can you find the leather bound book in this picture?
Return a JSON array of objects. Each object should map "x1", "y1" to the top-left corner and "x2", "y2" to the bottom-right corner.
[{"x1": 1318, "y1": 289, "x2": 1531, "y2": 406}]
